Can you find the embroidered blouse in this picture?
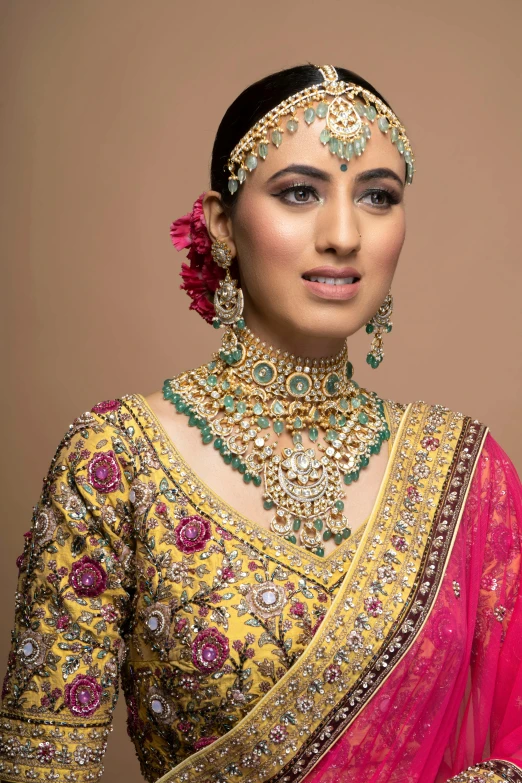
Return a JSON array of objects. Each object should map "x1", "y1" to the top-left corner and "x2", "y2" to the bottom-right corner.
[{"x1": 0, "y1": 393, "x2": 520, "y2": 783}]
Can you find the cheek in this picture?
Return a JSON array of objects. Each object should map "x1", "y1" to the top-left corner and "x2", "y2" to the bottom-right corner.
[
  {"x1": 364, "y1": 211, "x2": 406, "y2": 273},
  {"x1": 234, "y1": 197, "x2": 312, "y2": 276}
]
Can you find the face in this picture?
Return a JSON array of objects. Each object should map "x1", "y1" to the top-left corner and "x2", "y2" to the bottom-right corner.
[{"x1": 204, "y1": 104, "x2": 407, "y2": 355}]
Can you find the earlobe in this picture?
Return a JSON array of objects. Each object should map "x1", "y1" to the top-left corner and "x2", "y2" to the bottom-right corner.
[{"x1": 202, "y1": 191, "x2": 237, "y2": 257}]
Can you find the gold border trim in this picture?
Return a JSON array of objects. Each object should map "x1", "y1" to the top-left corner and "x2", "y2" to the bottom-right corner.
[
  {"x1": 449, "y1": 759, "x2": 522, "y2": 782},
  {"x1": 154, "y1": 403, "x2": 484, "y2": 783},
  {"x1": 129, "y1": 393, "x2": 400, "y2": 588}
]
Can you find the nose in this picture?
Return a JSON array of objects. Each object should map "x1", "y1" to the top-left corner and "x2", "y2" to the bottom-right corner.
[{"x1": 316, "y1": 193, "x2": 361, "y2": 257}]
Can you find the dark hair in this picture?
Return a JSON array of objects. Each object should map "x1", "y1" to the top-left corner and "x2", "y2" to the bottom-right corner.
[{"x1": 210, "y1": 64, "x2": 397, "y2": 211}]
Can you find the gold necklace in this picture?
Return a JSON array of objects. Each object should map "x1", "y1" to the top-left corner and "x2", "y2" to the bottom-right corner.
[{"x1": 163, "y1": 326, "x2": 390, "y2": 557}]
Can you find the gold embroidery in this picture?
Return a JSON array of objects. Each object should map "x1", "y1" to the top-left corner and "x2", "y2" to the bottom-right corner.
[
  {"x1": 133, "y1": 393, "x2": 402, "y2": 589},
  {"x1": 154, "y1": 404, "x2": 488, "y2": 783},
  {"x1": 448, "y1": 759, "x2": 522, "y2": 782}
]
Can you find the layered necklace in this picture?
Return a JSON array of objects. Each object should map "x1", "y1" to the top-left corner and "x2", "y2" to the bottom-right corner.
[{"x1": 162, "y1": 325, "x2": 390, "y2": 557}]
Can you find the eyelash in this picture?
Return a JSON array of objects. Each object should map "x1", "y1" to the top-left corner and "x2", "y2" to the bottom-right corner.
[{"x1": 275, "y1": 182, "x2": 401, "y2": 209}]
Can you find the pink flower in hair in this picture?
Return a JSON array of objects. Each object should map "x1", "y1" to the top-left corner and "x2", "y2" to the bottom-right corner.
[
  {"x1": 189, "y1": 197, "x2": 212, "y2": 254},
  {"x1": 169, "y1": 212, "x2": 192, "y2": 250},
  {"x1": 170, "y1": 193, "x2": 225, "y2": 323}
]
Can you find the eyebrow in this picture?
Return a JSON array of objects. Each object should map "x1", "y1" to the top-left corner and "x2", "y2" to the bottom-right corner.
[{"x1": 266, "y1": 163, "x2": 405, "y2": 188}]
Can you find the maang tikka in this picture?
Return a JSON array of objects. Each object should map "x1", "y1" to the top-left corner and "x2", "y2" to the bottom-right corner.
[{"x1": 226, "y1": 64, "x2": 416, "y2": 195}]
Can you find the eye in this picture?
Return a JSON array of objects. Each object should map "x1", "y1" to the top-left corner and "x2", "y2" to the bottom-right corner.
[
  {"x1": 358, "y1": 188, "x2": 401, "y2": 209},
  {"x1": 275, "y1": 183, "x2": 320, "y2": 205}
]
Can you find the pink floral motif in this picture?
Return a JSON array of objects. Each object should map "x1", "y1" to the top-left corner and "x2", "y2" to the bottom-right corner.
[
  {"x1": 101, "y1": 604, "x2": 118, "y2": 623},
  {"x1": 64, "y1": 674, "x2": 102, "y2": 717},
  {"x1": 194, "y1": 736, "x2": 217, "y2": 750},
  {"x1": 391, "y1": 535, "x2": 408, "y2": 553},
  {"x1": 480, "y1": 574, "x2": 498, "y2": 591},
  {"x1": 364, "y1": 597, "x2": 383, "y2": 617},
  {"x1": 491, "y1": 525, "x2": 514, "y2": 563},
  {"x1": 91, "y1": 399, "x2": 121, "y2": 414},
  {"x1": 56, "y1": 615, "x2": 70, "y2": 630},
  {"x1": 421, "y1": 436, "x2": 440, "y2": 451},
  {"x1": 170, "y1": 193, "x2": 226, "y2": 324},
  {"x1": 69, "y1": 556, "x2": 108, "y2": 598},
  {"x1": 324, "y1": 664, "x2": 342, "y2": 683},
  {"x1": 289, "y1": 601, "x2": 306, "y2": 618},
  {"x1": 192, "y1": 627, "x2": 230, "y2": 674},
  {"x1": 174, "y1": 515, "x2": 211, "y2": 554},
  {"x1": 406, "y1": 486, "x2": 422, "y2": 503},
  {"x1": 36, "y1": 742, "x2": 56, "y2": 762},
  {"x1": 87, "y1": 450, "x2": 121, "y2": 493},
  {"x1": 434, "y1": 609, "x2": 455, "y2": 647},
  {"x1": 269, "y1": 724, "x2": 288, "y2": 744},
  {"x1": 179, "y1": 673, "x2": 200, "y2": 692}
]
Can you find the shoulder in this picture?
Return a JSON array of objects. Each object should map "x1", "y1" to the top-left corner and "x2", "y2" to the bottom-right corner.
[
  {"x1": 40, "y1": 395, "x2": 148, "y2": 503},
  {"x1": 50, "y1": 396, "x2": 139, "y2": 463},
  {"x1": 384, "y1": 396, "x2": 490, "y2": 432}
]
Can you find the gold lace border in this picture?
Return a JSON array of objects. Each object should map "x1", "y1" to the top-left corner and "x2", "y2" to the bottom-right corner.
[{"x1": 156, "y1": 403, "x2": 488, "y2": 783}]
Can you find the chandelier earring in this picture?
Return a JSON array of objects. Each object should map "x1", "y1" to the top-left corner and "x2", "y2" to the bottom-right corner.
[
  {"x1": 366, "y1": 291, "x2": 393, "y2": 369},
  {"x1": 210, "y1": 239, "x2": 246, "y2": 366},
  {"x1": 211, "y1": 239, "x2": 245, "y2": 329}
]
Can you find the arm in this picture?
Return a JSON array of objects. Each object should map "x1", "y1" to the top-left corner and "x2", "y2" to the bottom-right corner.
[{"x1": 0, "y1": 404, "x2": 136, "y2": 782}]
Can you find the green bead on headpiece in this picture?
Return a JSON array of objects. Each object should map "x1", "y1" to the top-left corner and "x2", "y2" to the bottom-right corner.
[{"x1": 226, "y1": 64, "x2": 415, "y2": 195}]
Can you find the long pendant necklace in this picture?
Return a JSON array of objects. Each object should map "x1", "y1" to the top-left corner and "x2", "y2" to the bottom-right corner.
[{"x1": 162, "y1": 325, "x2": 390, "y2": 557}]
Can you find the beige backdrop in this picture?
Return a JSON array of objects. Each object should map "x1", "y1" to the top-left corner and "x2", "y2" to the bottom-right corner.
[{"x1": 1, "y1": 1, "x2": 521, "y2": 780}]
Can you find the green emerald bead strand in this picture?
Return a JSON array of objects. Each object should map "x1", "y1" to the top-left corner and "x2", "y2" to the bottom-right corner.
[{"x1": 161, "y1": 322, "x2": 390, "y2": 555}]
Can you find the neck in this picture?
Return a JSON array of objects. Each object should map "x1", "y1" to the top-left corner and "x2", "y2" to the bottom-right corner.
[{"x1": 241, "y1": 313, "x2": 347, "y2": 362}]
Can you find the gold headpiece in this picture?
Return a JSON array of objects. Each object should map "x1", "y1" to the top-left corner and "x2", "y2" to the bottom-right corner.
[{"x1": 226, "y1": 64, "x2": 415, "y2": 194}]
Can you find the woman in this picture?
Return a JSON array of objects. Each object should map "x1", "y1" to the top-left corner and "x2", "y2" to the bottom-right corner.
[{"x1": 0, "y1": 64, "x2": 520, "y2": 783}]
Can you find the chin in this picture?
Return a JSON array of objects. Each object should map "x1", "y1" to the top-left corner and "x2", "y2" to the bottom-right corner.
[{"x1": 284, "y1": 313, "x2": 355, "y2": 341}]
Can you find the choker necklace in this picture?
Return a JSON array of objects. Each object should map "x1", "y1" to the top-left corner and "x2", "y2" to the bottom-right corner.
[{"x1": 162, "y1": 325, "x2": 390, "y2": 557}]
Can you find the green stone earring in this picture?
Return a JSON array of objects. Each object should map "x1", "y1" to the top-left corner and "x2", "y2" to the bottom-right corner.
[
  {"x1": 365, "y1": 292, "x2": 393, "y2": 369},
  {"x1": 210, "y1": 239, "x2": 247, "y2": 366},
  {"x1": 211, "y1": 239, "x2": 245, "y2": 331}
]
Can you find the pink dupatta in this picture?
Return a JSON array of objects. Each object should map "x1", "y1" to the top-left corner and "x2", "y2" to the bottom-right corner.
[{"x1": 303, "y1": 433, "x2": 522, "y2": 783}]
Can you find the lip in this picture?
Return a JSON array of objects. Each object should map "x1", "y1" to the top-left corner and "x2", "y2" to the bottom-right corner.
[
  {"x1": 302, "y1": 266, "x2": 360, "y2": 280},
  {"x1": 301, "y1": 266, "x2": 361, "y2": 301}
]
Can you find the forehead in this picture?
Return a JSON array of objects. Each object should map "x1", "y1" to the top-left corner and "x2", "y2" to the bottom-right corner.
[{"x1": 242, "y1": 112, "x2": 406, "y2": 186}]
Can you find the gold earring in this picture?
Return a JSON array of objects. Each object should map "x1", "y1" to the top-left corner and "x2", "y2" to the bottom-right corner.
[
  {"x1": 211, "y1": 239, "x2": 245, "y2": 329},
  {"x1": 366, "y1": 291, "x2": 393, "y2": 368}
]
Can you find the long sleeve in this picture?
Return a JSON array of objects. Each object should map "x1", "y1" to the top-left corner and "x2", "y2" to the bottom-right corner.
[
  {"x1": 444, "y1": 434, "x2": 522, "y2": 782},
  {"x1": 0, "y1": 403, "x2": 137, "y2": 782}
]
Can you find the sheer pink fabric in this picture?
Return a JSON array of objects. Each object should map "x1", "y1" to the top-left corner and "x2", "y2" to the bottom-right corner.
[{"x1": 304, "y1": 433, "x2": 522, "y2": 783}]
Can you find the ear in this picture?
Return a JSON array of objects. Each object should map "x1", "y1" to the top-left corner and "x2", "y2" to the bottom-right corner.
[{"x1": 202, "y1": 191, "x2": 237, "y2": 258}]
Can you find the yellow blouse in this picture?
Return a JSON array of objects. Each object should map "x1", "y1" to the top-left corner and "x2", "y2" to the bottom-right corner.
[{"x1": 0, "y1": 393, "x2": 405, "y2": 782}]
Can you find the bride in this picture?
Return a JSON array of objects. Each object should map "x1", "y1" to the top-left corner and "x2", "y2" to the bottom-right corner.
[{"x1": 1, "y1": 64, "x2": 520, "y2": 783}]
